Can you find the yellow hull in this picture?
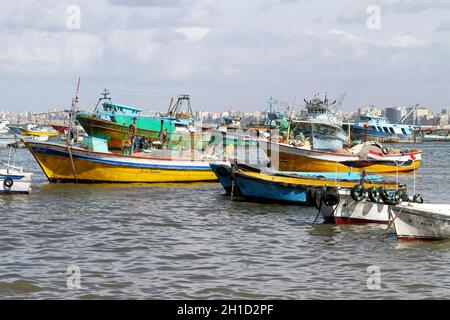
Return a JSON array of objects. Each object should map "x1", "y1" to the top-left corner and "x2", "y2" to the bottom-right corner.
[
  {"x1": 272, "y1": 148, "x2": 421, "y2": 174},
  {"x1": 240, "y1": 170, "x2": 400, "y2": 190},
  {"x1": 20, "y1": 129, "x2": 59, "y2": 137},
  {"x1": 275, "y1": 151, "x2": 421, "y2": 174},
  {"x1": 30, "y1": 148, "x2": 218, "y2": 183}
]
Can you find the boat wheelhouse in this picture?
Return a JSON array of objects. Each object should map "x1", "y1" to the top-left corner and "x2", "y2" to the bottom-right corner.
[{"x1": 291, "y1": 93, "x2": 347, "y2": 150}]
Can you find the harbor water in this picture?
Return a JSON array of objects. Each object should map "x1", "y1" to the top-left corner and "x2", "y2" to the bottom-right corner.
[{"x1": 1, "y1": 143, "x2": 450, "y2": 299}]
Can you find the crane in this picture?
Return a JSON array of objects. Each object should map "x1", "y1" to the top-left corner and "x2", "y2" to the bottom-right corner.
[{"x1": 400, "y1": 103, "x2": 420, "y2": 124}]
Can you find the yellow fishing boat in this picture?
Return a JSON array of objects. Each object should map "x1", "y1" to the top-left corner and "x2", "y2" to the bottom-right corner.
[
  {"x1": 259, "y1": 140, "x2": 422, "y2": 174},
  {"x1": 24, "y1": 140, "x2": 222, "y2": 183},
  {"x1": 19, "y1": 124, "x2": 59, "y2": 137}
]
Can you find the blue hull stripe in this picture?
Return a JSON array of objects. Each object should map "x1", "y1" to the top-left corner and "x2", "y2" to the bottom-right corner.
[
  {"x1": 234, "y1": 174, "x2": 307, "y2": 203},
  {"x1": 0, "y1": 176, "x2": 24, "y2": 180},
  {"x1": 31, "y1": 146, "x2": 210, "y2": 171}
]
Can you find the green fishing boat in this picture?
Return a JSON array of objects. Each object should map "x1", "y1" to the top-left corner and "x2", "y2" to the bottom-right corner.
[{"x1": 76, "y1": 90, "x2": 213, "y2": 151}]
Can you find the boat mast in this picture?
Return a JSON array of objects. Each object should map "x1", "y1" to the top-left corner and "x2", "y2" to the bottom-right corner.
[
  {"x1": 93, "y1": 89, "x2": 112, "y2": 114},
  {"x1": 67, "y1": 77, "x2": 81, "y2": 146},
  {"x1": 168, "y1": 94, "x2": 193, "y2": 118}
]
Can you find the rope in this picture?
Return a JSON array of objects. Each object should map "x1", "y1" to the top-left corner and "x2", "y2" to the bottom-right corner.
[
  {"x1": 413, "y1": 158, "x2": 416, "y2": 196},
  {"x1": 312, "y1": 193, "x2": 322, "y2": 225},
  {"x1": 67, "y1": 145, "x2": 78, "y2": 183},
  {"x1": 396, "y1": 161, "x2": 399, "y2": 191},
  {"x1": 335, "y1": 161, "x2": 338, "y2": 185},
  {"x1": 384, "y1": 207, "x2": 404, "y2": 238}
]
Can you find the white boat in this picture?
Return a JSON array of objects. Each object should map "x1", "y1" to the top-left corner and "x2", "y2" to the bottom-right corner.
[
  {"x1": 1, "y1": 147, "x2": 33, "y2": 194},
  {"x1": 0, "y1": 134, "x2": 18, "y2": 148},
  {"x1": 0, "y1": 120, "x2": 11, "y2": 134},
  {"x1": 392, "y1": 203, "x2": 450, "y2": 241},
  {"x1": 319, "y1": 188, "x2": 396, "y2": 224},
  {"x1": 0, "y1": 165, "x2": 33, "y2": 194}
]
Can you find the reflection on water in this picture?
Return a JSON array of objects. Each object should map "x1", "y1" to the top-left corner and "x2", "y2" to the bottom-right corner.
[{"x1": 0, "y1": 143, "x2": 450, "y2": 299}]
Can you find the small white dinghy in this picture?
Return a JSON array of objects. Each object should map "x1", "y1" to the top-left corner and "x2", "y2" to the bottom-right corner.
[
  {"x1": 392, "y1": 203, "x2": 450, "y2": 241},
  {"x1": 1, "y1": 146, "x2": 33, "y2": 194}
]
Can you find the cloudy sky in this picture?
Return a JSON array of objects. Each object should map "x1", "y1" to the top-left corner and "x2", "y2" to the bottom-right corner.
[{"x1": 0, "y1": 0, "x2": 449, "y2": 113}]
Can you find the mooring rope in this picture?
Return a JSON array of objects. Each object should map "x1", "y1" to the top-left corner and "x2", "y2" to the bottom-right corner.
[{"x1": 67, "y1": 145, "x2": 78, "y2": 183}]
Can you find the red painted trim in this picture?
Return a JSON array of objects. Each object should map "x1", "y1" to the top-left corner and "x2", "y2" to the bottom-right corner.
[
  {"x1": 397, "y1": 236, "x2": 445, "y2": 242},
  {"x1": 333, "y1": 217, "x2": 389, "y2": 225},
  {"x1": 368, "y1": 150, "x2": 383, "y2": 157}
]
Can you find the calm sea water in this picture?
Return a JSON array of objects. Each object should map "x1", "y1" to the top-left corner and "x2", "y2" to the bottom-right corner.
[{"x1": 0, "y1": 142, "x2": 449, "y2": 299}]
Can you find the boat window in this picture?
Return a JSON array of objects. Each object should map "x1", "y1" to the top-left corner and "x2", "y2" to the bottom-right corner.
[
  {"x1": 370, "y1": 126, "x2": 377, "y2": 131},
  {"x1": 401, "y1": 128, "x2": 407, "y2": 135},
  {"x1": 389, "y1": 127, "x2": 395, "y2": 134},
  {"x1": 383, "y1": 127, "x2": 389, "y2": 133}
]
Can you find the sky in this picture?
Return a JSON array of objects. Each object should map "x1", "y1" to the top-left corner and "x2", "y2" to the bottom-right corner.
[{"x1": 0, "y1": 0, "x2": 449, "y2": 113}]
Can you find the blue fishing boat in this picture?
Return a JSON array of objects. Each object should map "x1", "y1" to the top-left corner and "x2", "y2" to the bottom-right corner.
[
  {"x1": 344, "y1": 106, "x2": 421, "y2": 143},
  {"x1": 210, "y1": 162, "x2": 386, "y2": 204},
  {"x1": 229, "y1": 163, "x2": 393, "y2": 205}
]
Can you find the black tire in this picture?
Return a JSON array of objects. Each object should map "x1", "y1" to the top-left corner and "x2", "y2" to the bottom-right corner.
[
  {"x1": 368, "y1": 187, "x2": 381, "y2": 203},
  {"x1": 3, "y1": 178, "x2": 14, "y2": 189},
  {"x1": 322, "y1": 187, "x2": 340, "y2": 207},
  {"x1": 413, "y1": 194, "x2": 424, "y2": 204},
  {"x1": 351, "y1": 185, "x2": 367, "y2": 201},
  {"x1": 379, "y1": 187, "x2": 403, "y2": 205}
]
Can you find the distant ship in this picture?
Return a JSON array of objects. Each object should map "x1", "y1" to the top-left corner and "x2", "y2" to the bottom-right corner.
[
  {"x1": 344, "y1": 105, "x2": 420, "y2": 143},
  {"x1": 291, "y1": 93, "x2": 347, "y2": 150}
]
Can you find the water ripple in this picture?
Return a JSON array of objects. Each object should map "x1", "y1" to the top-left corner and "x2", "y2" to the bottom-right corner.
[{"x1": 0, "y1": 144, "x2": 450, "y2": 299}]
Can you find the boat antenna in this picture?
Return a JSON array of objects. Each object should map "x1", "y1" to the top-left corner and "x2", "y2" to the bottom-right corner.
[
  {"x1": 167, "y1": 97, "x2": 174, "y2": 115},
  {"x1": 93, "y1": 88, "x2": 111, "y2": 114},
  {"x1": 291, "y1": 94, "x2": 297, "y2": 119}
]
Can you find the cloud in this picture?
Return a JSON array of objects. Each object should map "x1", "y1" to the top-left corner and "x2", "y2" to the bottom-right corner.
[
  {"x1": 336, "y1": 0, "x2": 450, "y2": 26},
  {"x1": 436, "y1": 19, "x2": 450, "y2": 31},
  {"x1": 1, "y1": 0, "x2": 450, "y2": 111},
  {"x1": 175, "y1": 27, "x2": 210, "y2": 41},
  {"x1": 336, "y1": 0, "x2": 372, "y2": 25},
  {"x1": 388, "y1": 0, "x2": 450, "y2": 14},
  {"x1": 0, "y1": 31, "x2": 103, "y2": 74},
  {"x1": 389, "y1": 34, "x2": 427, "y2": 48},
  {"x1": 109, "y1": 0, "x2": 183, "y2": 7}
]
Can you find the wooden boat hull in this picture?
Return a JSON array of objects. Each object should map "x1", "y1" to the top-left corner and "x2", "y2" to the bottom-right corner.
[
  {"x1": 25, "y1": 141, "x2": 221, "y2": 183},
  {"x1": 230, "y1": 168, "x2": 399, "y2": 205},
  {"x1": 210, "y1": 162, "x2": 233, "y2": 194},
  {"x1": 259, "y1": 141, "x2": 422, "y2": 174},
  {"x1": 393, "y1": 204, "x2": 450, "y2": 241}
]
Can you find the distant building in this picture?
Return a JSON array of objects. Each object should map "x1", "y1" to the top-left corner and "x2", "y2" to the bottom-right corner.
[
  {"x1": 358, "y1": 105, "x2": 382, "y2": 117},
  {"x1": 439, "y1": 113, "x2": 449, "y2": 126},
  {"x1": 385, "y1": 106, "x2": 405, "y2": 123}
]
